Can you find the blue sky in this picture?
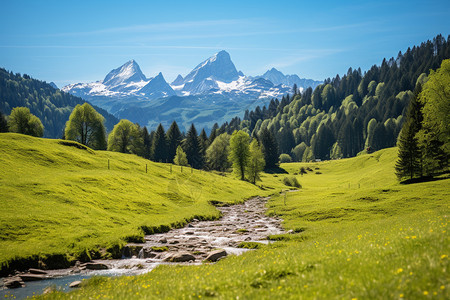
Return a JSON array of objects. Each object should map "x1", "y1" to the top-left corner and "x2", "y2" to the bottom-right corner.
[{"x1": 1, "y1": 0, "x2": 449, "y2": 87}]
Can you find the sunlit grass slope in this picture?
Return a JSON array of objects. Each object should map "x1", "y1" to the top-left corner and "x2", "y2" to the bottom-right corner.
[
  {"x1": 0, "y1": 133, "x2": 273, "y2": 272},
  {"x1": 40, "y1": 147, "x2": 449, "y2": 299}
]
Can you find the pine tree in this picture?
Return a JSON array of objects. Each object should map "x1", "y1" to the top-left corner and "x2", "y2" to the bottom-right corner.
[
  {"x1": 166, "y1": 121, "x2": 182, "y2": 163},
  {"x1": 260, "y1": 127, "x2": 279, "y2": 169},
  {"x1": 142, "y1": 127, "x2": 151, "y2": 159},
  {"x1": 292, "y1": 84, "x2": 298, "y2": 96},
  {"x1": 151, "y1": 123, "x2": 167, "y2": 162},
  {"x1": 395, "y1": 120, "x2": 421, "y2": 180},
  {"x1": 0, "y1": 110, "x2": 8, "y2": 132},
  {"x1": 198, "y1": 129, "x2": 209, "y2": 169},
  {"x1": 184, "y1": 124, "x2": 202, "y2": 169},
  {"x1": 209, "y1": 123, "x2": 219, "y2": 144},
  {"x1": 395, "y1": 85, "x2": 423, "y2": 180}
]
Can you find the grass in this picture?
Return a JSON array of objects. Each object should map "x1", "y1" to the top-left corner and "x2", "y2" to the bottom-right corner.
[
  {"x1": 1, "y1": 133, "x2": 448, "y2": 299},
  {"x1": 0, "y1": 133, "x2": 282, "y2": 274},
  {"x1": 35, "y1": 145, "x2": 449, "y2": 299}
]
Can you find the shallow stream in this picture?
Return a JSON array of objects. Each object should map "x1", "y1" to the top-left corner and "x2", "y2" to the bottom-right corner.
[{"x1": 0, "y1": 196, "x2": 283, "y2": 299}]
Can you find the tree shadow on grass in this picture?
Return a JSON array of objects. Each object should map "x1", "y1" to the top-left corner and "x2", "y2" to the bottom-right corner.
[
  {"x1": 400, "y1": 173, "x2": 449, "y2": 184},
  {"x1": 264, "y1": 166, "x2": 288, "y2": 174}
]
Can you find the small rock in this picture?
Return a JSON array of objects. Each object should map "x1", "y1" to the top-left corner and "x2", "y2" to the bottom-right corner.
[
  {"x1": 185, "y1": 231, "x2": 194, "y2": 235},
  {"x1": 204, "y1": 249, "x2": 227, "y2": 262},
  {"x1": 69, "y1": 280, "x2": 82, "y2": 288},
  {"x1": 83, "y1": 262, "x2": 109, "y2": 270},
  {"x1": 169, "y1": 240, "x2": 180, "y2": 244},
  {"x1": 28, "y1": 268, "x2": 48, "y2": 275},
  {"x1": 4, "y1": 277, "x2": 24, "y2": 289},
  {"x1": 287, "y1": 229, "x2": 294, "y2": 234},
  {"x1": 43, "y1": 286, "x2": 55, "y2": 294},
  {"x1": 159, "y1": 238, "x2": 168, "y2": 243},
  {"x1": 164, "y1": 252, "x2": 196, "y2": 262},
  {"x1": 19, "y1": 274, "x2": 47, "y2": 281},
  {"x1": 188, "y1": 224, "x2": 194, "y2": 228}
]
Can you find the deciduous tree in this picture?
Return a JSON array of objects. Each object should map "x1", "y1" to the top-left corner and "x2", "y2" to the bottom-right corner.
[
  {"x1": 229, "y1": 130, "x2": 250, "y2": 180},
  {"x1": 206, "y1": 133, "x2": 231, "y2": 171},
  {"x1": 65, "y1": 103, "x2": 106, "y2": 149},
  {"x1": 8, "y1": 107, "x2": 44, "y2": 137},
  {"x1": 246, "y1": 140, "x2": 265, "y2": 184},
  {"x1": 107, "y1": 119, "x2": 142, "y2": 154}
]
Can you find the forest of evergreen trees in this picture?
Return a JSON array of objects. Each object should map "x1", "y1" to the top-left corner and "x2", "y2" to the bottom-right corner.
[
  {"x1": 217, "y1": 35, "x2": 450, "y2": 161},
  {"x1": 0, "y1": 69, "x2": 118, "y2": 138}
]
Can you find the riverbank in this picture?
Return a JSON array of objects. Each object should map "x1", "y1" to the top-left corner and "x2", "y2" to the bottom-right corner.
[{"x1": 1, "y1": 196, "x2": 284, "y2": 299}]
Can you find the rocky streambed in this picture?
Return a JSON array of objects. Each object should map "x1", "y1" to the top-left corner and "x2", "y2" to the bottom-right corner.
[{"x1": 1, "y1": 196, "x2": 284, "y2": 298}]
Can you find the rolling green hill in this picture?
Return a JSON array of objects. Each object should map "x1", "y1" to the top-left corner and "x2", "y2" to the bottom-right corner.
[
  {"x1": 0, "y1": 69, "x2": 118, "y2": 138},
  {"x1": 0, "y1": 133, "x2": 280, "y2": 274},
  {"x1": 37, "y1": 144, "x2": 449, "y2": 299}
]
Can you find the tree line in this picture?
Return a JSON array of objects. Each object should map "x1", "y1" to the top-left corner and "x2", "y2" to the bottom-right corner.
[
  {"x1": 1, "y1": 102, "x2": 271, "y2": 183},
  {"x1": 395, "y1": 59, "x2": 449, "y2": 181},
  {"x1": 217, "y1": 35, "x2": 450, "y2": 162}
]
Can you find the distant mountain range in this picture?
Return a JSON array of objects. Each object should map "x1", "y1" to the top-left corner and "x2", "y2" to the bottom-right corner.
[{"x1": 62, "y1": 51, "x2": 322, "y2": 132}]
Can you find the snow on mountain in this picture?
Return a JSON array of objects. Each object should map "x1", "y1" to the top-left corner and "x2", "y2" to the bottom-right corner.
[
  {"x1": 62, "y1": 53, "x2": 318, "y2": 103},
  {"x1": 257, "y1": 67, "x2": 322, "y2": 90},
  {"x1": 181, "y1": 50, "x2": 240, "y2": 94},
  {"x1": 139, "y1": 72, "x2": 175, "y2": 98},
  {"x1": 49, "y1": 82, "x2": 58, "y2": 89},
  {"x1": 171, "y1": 74, "x2": 184, "y2": 86},
  {"x1": 103, "y1": 59, "x2": 146, "y2": 90},
  {"x1": 62, "y1": 60, "x2": 169, "y2": 99}
]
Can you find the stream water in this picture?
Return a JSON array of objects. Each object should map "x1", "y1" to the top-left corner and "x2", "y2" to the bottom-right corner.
[{"x1": 0, "y1": 196, "x2": 283, "y2": 299}]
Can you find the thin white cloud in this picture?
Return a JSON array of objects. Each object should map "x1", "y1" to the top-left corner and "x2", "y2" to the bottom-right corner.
[{"x1": 39, "y1": 19, "x2": 261, "y2": 37}]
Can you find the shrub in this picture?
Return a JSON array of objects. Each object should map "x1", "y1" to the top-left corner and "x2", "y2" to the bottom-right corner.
[
  {"x1": 279, "y1": 154, "x2": 292, "y2": 163},
  {"x1": 282, "y1": 176, "x2": 301, "y2": 188}
]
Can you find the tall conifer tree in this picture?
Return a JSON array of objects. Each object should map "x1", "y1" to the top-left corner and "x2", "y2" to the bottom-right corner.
[
  {"x1": 166, "y1": 121, "x2": 182, "y2": 163},
  {"x1": 395, "y1": 84, "x2": 423, "y2": 180},
  {"x1": 260, "y1": 127, "x2": 279, "y2": 169},
  {"x1": 152, "y1": 123, "x2": 167, "y2": 162},
  {"x1": 184, "y1": 124, "x2": 202, "y2": 169}
]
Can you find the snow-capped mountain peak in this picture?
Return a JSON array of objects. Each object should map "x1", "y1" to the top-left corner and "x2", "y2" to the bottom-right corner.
[
  {"x1": 103, "y1": 59, "x2": 146, "y2": 88},
  {"x1": 139, "y1": 72, "x2": 175, "y2": 98},
  {"x1": 183, "y1": 50, "x2": 239, "y2": 85}
]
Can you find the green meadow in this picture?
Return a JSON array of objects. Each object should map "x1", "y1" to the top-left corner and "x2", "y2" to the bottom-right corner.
[
  {"x1": 0, "y1": 133, "x2": 282, "y2": 273},
  {"x1": 0, "y1": 133, "x2": 448, "y2": 299}
]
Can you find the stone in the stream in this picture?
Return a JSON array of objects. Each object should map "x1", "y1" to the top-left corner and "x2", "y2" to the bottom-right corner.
[
  {"x1": 159, "y1": 237, "x2": 168, "y2": 243},
  {"x1": 204, "y1": 249, "x2": 227, "y2": 262},
  {"x1": 185, "y1": 231, "x2": 194, "y2": 235},
  {"x1": 19, "y1": 274, "x2": 47, "y2": 281},
  {"x1": 83, "y1": 262, "x2": 109, "y2": 270},
  {"x1": 169, "y1": 240, "x2": 180, "y2": 244},
  {"x1": 69, "y1": 280, "x2": 82, "y2": 288},
  {"x1": 4, "y1": 277, "x2": 24, "y2": 288},
  {"x1": 123, "y1": 244, "x2": 144, "y2": 257},
  {"x1": 164, "y1": 252, "x2": 196, "y2": 262},
  {"x1": 28, "y1": 268, "x2": 48, "y2": 275}
]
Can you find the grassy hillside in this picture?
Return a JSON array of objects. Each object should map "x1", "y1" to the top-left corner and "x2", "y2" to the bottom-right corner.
[
  {"x1": 0, "y1": 133, "x2": 279, "y2": 273},
  {"x1": 39, "y1": 147, "x2": 449, "y2": 299}
]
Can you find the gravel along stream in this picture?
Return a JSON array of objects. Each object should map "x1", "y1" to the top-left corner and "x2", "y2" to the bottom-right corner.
[{"x1": 1, "y1": 196, "x2": 284, "y2": 299}]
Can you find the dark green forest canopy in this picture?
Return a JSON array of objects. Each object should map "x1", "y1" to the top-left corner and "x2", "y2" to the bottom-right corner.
[
  {"x1": 219, "y1": 35, "x2": 450, "y2": 161},
  {"x1": 0, "y1": 69, "x2": 118, "y2": 138}
]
